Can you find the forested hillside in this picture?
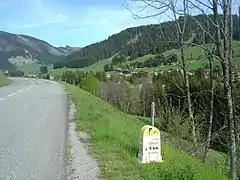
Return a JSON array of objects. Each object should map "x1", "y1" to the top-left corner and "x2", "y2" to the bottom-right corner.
[{"x1": 55, "y1": 14, "x2": 240, "y2": 69}]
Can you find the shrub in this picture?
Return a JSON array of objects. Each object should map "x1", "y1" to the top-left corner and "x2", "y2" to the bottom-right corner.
[{"x1": 80, "y1": 74, "x2": 100, "y2": 95}]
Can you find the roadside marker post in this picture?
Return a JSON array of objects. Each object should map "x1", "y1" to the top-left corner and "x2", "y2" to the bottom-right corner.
[
  {"x1": 151, "y1": 102, "x2": 155, "y2": 126},
  {"x1": 138, "y1": 125, "x2": 163, "y2": 164}
]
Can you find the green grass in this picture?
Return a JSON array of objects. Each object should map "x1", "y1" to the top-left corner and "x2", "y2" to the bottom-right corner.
[
  {"x1": 0, "y1": 71, "x2": 11, "y2": 87},
  {"x1": 76, "y1": 53, "x2": 120, "y2": 73},
  {"x1": 18, "y1": 63, "x2": 53, "y2": 74},
  {"x1": 133, "y1": 42, "x2": 240, "y2": 72},
  {"x1": 17, "y1": 63, "x2": 41, "y2": 74},
  {"x1": 133, "y1": 46, "x2": 207, "y2": 72},
  {"x1": 137, "y1": 65, "x2": 177, "y2": 72},
  {"x1": 50, "y1": 56, "x2": 115, "y2": 77},
  {"x1": 82, "y1": 57, "x2": 113, "y2": 72},
  {"x1": 49, "y1": 67, "x2": 77, "y2": 76},
  {"x1": 66, "y1": 84, "x2": 227, "y2": 180},
  {"x1": 126, "y1": 54, "x2": 156, "y2": 64}
]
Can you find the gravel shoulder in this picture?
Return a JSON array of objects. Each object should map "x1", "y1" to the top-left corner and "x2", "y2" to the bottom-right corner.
[{"x1": 67, "y1": 96, "x2": 99, "y2": 180}]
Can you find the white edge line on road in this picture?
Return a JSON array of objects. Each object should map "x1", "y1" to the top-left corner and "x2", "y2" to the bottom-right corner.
[
  {"x1": 0, "y1": 93, "x2": 16, "y2": 101},
  {"x1": 0, "y1": 86, "x2": 33, "y2": 101},
  {"x1": 7, "y1": 93, "x2": 16, "y2": 97}
]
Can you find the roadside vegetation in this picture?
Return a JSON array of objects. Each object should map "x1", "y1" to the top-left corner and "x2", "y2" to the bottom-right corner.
[
  {"x1": 0, "y1": 71, "x2": 11, "y2": 87},
  {"x1": 66, "y1": 83, "x2": 227, "y2": 180}
]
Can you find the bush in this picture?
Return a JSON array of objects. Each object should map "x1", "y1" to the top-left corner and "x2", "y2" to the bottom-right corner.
[
  {"x1": 80, "y1": 74, "x2": 100, "y2": 95},
  {"x1": 46, "y1": 74, "x2": 50, "y2": 79}
]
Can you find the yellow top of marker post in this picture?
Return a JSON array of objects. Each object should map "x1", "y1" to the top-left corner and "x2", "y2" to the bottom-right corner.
[{"x1": 140, "y1": 125, "x2": 160, "y2": 137}]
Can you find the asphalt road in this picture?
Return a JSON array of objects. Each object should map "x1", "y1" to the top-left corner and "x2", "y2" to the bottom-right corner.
[{"x1": 0, "y1": 78, "x2": 68, "y2": 180}]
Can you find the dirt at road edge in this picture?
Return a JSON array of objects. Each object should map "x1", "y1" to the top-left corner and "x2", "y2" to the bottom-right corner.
[{"x1": 66, "y1": 96, "x2": 99, "y2": 180}]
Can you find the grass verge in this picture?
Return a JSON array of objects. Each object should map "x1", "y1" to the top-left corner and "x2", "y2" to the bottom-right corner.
[
  {"x1": 0, "y1": 71, "x2": 11, "y2": 87},
  {"x1": 66, "y1": 84, "x2": 227, "y2": 180}
]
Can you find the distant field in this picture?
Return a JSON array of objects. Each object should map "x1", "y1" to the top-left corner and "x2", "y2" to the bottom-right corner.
[
  {"x1": 49, "y1": 67, "x2": 75, "y2": 76},
  {"x1": 50, "y1": 55, "x2": 116, "y2": 76},
  {"x1": 66, "y1": 83, "x2": 227, "y2": 180},
  {"x1": 128, "y1": 42, "x2": 240, "y2": 72},
  {"x1": 126, "y1": 54, "x2": 156, "y2": 65},
  {"x1": 51, "y1": 41, "x2": 240, "y2": 76},
  {"x1": 0, "y1": 71, "x2": 11, "y2": 87},
  {"x1": 81, "y1": 53, "x2": 121, "y2": 73},
  {"x1": 82, "y1": 57, "x2": 113, "y2": 72},
  {"x1": 81, "y1": 45, "x2": 215, "y2": 73},
  {"x1": 136, "y1": 65, "x2": 177, "y2": 72},
  {"x1": 17, "y1": 63, "x2": 42, "y2": 74},
  {"x1": 18, "y1": 63, "x2": 53, "y2": 74}
]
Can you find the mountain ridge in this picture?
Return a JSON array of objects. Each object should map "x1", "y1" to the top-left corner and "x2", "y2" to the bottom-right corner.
[
  {"x1": 55, "y1": 14, "x2": 240, "y2": 69},
  {"x1": 0, "y1": 31, "x2": 81, "y2": 71}
]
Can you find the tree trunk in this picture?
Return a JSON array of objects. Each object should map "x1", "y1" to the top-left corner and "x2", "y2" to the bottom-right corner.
[
  {"x1": 222, "y1": 0, "x2": 237, "y2": 179},
  {"x1": 211, "y1": 0, "x2": 238, "y2": 177},
  {"x1": 180, "y1": 32, "x2": 197, "y2": 147},
  {"x1": 236, "y1": 115, "x2": 240, "y2": 177},
  {"x1": 212, "y1": 0, "x2": 237, "y2": 178},
  {"x1": 143, "y1": 88, "x2": 146, "y2": 117},
  {"x1": 202, "y1": 55, "x2": 214, "y2": 163},
  {"x1": 228, "y1": 0, "x2": 240, "y2": 177},
  {"x1": 225, "y1": 65, "x2": 237, "y2": 180}
]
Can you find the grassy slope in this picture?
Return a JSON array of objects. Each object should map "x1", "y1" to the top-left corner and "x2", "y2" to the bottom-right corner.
[
  {"x1": 126, "y1": 54, "x2": 156, "y2": 64},
  {"x1": 136, "y1": 42, "x2": 240, "y2": 72},
  {"x1": 0, "y1": 71, "x2": 11, "y2": 87},
  {"x1": 17, "y1": 63, "x2": 42, "y2": 74},
  {"x1": 135, "y1": 46, "x2": 210, "y2": 72},
  {"x1": 66, "y1": 84, "x2": 227, "y2": 180},
  {"x1": 49, "y1": 67, "x2": 75, "y2": 76},
  {"x1": 82, "y1": 56, "x2": 114, "y2": 72},
  {"x1": 51, "y1": 42, "x2": 240, "y2": 75},
  {"x1": 18, "y1": 63, "x2": 53, "y2": 74},
  {"x1": 49, "y1": 57, "x2": 114, "y2": 76},
  {"x1": 50, "y1": 47, "x2": 207, "y2": 75}
]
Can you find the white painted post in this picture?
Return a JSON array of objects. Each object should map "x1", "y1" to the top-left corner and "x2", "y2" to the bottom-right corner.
[{"x1": 151, "y1": 102, "x2": 155, "y2": 126}]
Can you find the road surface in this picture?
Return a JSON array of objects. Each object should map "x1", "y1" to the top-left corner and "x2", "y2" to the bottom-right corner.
[{"x1": 0, "y1": 78, "x2": 68, "y2": 180}]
